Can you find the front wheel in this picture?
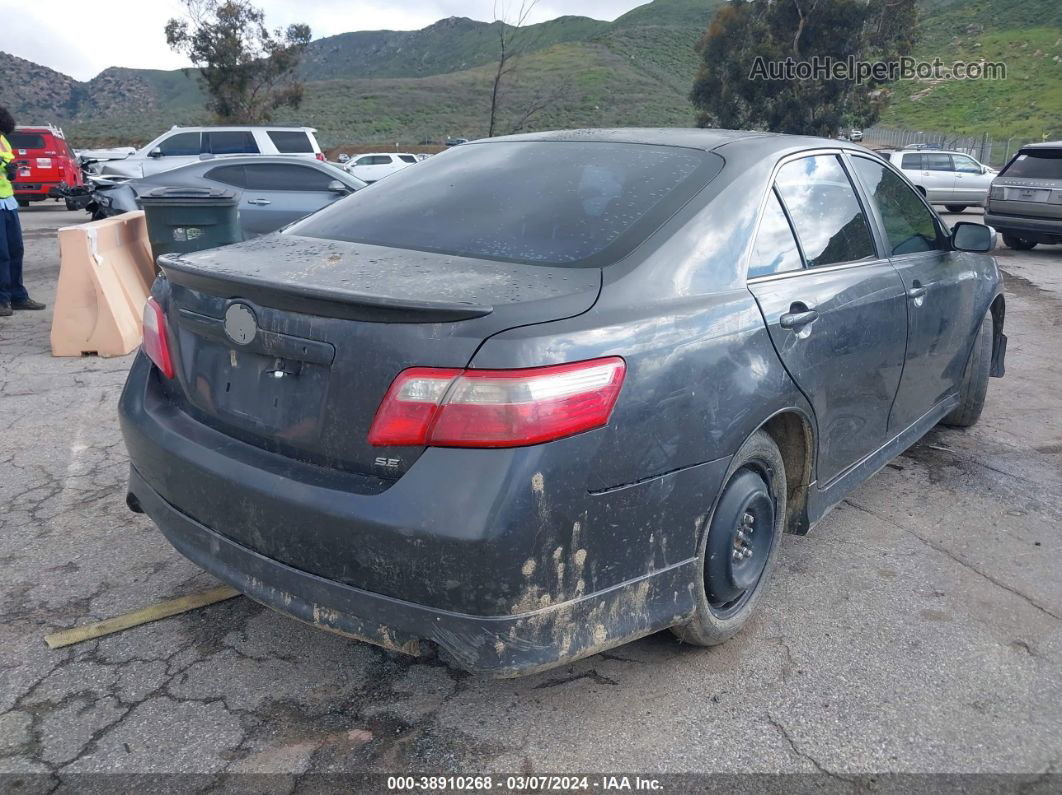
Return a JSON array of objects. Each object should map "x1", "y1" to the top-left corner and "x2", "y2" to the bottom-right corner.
[
  {"x1": 945, "y1": 205, "x2": 968, "y2": 213},
  {"x1": 672, "y1": 430, "x2": 786, "y2": 647},
  {"x1": 942, "y1": 312, "x2": 992, "y2": 428},
  {"x1": 1002, "y1": 234, "x2": 1037, "y2": 251}
]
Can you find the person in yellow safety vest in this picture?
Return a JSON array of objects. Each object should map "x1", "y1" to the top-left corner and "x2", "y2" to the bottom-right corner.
[{"x1": 0, "y1": 106, "x2": 45, "y2": 317}]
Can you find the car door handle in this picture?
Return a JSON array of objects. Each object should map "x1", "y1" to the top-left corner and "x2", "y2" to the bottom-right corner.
[
  {"x1": 247, "y1": 198, "x2": 271, "y2": 206},
  {"x1": 779, "y1": 308, "x2": 819, "y2": 330},
  {"x1": 907, "y1": 286, "x2": 928, "y2": 300}
]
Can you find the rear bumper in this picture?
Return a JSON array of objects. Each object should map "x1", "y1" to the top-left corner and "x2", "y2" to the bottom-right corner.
[
  {"x1": 985, "y1": 211, "x2": 1062, "y2": 242},
  {"x1": 120, "y1": 353, "x2": 726, "y2": 675},
  {"x1": 14, "y1": 182, "x2": 65, "y2": 201},
  {"x1": 129, "y1": 465, "x2": 696, "y2": 676}
]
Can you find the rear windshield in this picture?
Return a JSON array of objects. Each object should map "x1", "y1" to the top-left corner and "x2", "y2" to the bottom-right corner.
[
  {"x1": 1002, "y1": 149, "x2": 1062, "y2": 180},
  {"x1": 9, "y1": 133, "x2": 46, "y2": 150},
  {"x1": 289, "y1": 141, "x2": 721, "y2": 266},
  {"x1": 267, "y1": 130, "x2": 314, "y2": 154}
]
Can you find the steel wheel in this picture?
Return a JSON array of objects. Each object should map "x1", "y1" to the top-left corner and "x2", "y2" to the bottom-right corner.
[{"x1": 704, "y1": 467, "x2": 777, "y2": 618}]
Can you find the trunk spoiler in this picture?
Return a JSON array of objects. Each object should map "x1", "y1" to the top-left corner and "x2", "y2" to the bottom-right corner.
[{"x1": 158, "y1": 254, "x2": 494, "y2": 323}]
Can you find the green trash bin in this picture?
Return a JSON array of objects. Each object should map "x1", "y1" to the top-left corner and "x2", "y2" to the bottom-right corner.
[{"x1": 139, "y1": 186, "x2": 241, "y2": 257}]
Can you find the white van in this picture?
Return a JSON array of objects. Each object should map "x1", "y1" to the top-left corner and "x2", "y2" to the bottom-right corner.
[{"x1": 98, "y1": 126, "x2": 324, "y2": 179}]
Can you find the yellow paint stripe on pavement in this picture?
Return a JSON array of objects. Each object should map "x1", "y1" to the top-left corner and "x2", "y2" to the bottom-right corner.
[{"x1": 44, "y1": 585, "x2": 242, "y2": 649}]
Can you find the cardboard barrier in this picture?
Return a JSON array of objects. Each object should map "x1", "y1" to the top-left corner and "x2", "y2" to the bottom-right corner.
[{"x1": 51, "y1": 212, "x2": 157, "y2": 358}]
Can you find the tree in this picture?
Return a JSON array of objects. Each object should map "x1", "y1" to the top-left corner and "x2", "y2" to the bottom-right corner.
[
  {"x1": 166, "y1": 0, "x2": 311, "y2": 124},
  {"x1": 691, "y1": 0, "x2": 918, "y2": 136},
  {"x1": 488, "y1": 0, "x2": 540, "y2": 137}
]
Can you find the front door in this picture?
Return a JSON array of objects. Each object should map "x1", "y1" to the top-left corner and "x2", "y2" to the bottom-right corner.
[
  {"x1": 950, "y1": 154, "x2": 992, "y2": 206},
  {"x1": 746, "y1": 154, "x2": 909, "y2": 485},
  {"x1": 848, "y1": 154, "x2": 982, "y2": 431}
]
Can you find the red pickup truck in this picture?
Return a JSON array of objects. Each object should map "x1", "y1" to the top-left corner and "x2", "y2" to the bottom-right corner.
[{"x1": 9, "y1": 125, "x2": 84, "y2": 207}]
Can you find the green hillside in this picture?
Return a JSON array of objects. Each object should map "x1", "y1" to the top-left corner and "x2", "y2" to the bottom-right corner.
[{"x1": 4, "y1": 0, "x2": 1060, "y2": 148}]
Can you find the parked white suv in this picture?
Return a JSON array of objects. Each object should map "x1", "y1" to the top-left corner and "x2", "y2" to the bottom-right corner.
[
  {"x1": 97, "y1": 126, "x2": 324, "y2": 179},
  {"x1": 343, "y1": 152, "x2": 420, "y2": 183},
  {"x1": 883, "y1": 148, "x2": 995, "y2": 212}
]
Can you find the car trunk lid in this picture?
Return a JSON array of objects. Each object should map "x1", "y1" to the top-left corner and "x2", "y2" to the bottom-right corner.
[{"x1": 157, "y1": 233, "x2": 601, "y2": 481}]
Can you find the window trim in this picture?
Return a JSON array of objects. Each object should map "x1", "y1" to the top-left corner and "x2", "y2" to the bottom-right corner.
[
  {"x1": 746, "y1": 148, "x2": 888, "y2": 283},
  {"x1": 844, "y1": 152, "x2": 951, "y2": 263}
]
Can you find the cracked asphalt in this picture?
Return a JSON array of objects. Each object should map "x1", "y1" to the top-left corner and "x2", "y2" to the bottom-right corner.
[{"x1": 1, "y1": 205, "x2": 1060, "y2": 784}]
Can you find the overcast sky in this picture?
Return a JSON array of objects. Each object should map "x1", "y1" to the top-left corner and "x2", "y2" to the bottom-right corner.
[{"x1": 6, "y1": 0, "x2": 651, "y2": 82}]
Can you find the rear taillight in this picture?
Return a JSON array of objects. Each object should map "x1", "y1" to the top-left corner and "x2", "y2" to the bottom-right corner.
[
  {"x1": 369, "y1": 358, "x2": 626, "y2": 448},
  {"x1": 315, "y1": 152, "x2": 326, "y2": 162},
  {"x1": 142, "y1": 297, "x2": 174, "y2": 379}
]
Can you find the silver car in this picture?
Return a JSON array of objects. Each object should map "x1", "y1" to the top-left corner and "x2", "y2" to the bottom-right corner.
[
  {"x1": 95, "y1": 156, "x2": 368, "y2": 237},
  {"x1": 883, "y1": 149, "x2": 995, "y2": 212}
]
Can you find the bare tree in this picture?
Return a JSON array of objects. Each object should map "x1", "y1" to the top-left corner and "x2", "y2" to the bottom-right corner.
[{"x1": 488, "y1": 0, "x2": 540, "y2": 137}]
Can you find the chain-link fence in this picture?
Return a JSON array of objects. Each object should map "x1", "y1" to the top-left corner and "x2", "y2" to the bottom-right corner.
[{"x1": 863, "y1": 126, "x2": 1058, "y2": 168}]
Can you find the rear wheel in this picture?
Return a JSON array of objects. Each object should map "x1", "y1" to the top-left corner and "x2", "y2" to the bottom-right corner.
[
  {"x1": 945, "y1": 205, "x2": 968, "y2": 213},
  {"x1": 17, "y1": 200, "x2": 29, "y2": 208},
  {"x1": 942, "y1": 312, "x2": 992, "y2": 428},
  {"x1": 672, "y1": 430, "x2": 786, "y2": 646},
  {"x1": 1002, "y1": 234, "x2": 1037, "y2": 250}
]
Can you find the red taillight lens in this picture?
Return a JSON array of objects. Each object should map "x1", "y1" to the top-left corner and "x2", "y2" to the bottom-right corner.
[
  {"x1": 142, "y1": 297, "x2": 174, "y2": 379},
  {"x1": 368, "y1": 358, "x2": 626, "y2": 448}
]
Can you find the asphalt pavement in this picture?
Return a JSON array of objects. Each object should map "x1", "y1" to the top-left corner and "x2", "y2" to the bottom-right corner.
[{"x1": 0, "y1": 204, "x2": 1059, "y2": 785}]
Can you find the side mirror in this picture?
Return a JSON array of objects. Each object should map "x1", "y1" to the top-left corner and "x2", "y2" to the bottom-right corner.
[
  {"x1": 952, "y1": 222, "x2": 996, "y2": 253},
  {"x1": 148, "y1": 148, "x2": 163, "y2": 159},
  {"x1": 327, "y1": 180, "x2": 350, "y2": 194}
]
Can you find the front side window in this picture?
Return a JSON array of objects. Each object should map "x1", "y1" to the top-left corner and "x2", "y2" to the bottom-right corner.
[
  {"x1": 748, "y1": 191, "x2": 804, "y2": 279},
  {"x1": 775, "y1": 155, "x2": 877, "y2": 268},
  {"x1": 852, "y1": 157, "x2": 945, "y2": 257},
  {"x1": 952, "y1": 155, "x2": 981, "y2": 174},
  {"x1": 1002, "y1": 149, "x2": 1062, "y2": 179},
  {"x1": 290, "y1": 141, "x2": 721, "y2": 267},
  {"x1": 205, "y1": 131, "x2": 259, "y2": 155},
  {"x1": 398, "y1": 155, "x2": 418, "y2": 164},
  {"x1": 158, "y1": 132, "x2": 201, "y2": 157}
]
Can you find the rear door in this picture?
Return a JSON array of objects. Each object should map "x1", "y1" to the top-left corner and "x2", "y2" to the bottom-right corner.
[
  {"x1": 240, "y1": 163, "x2": 340, "y2": 235},
  {"x1": 746, "y1": 152, "x2": 909, "y2": 485},
  {"x1": 847, "y1": 154, "x2": 980, "y2": 431}
]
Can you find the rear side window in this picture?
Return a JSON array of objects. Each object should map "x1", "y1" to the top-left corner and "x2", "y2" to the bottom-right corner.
[
  {"x1": 244, "y1": 164, "x2": 333, "y2": 191},
  {"x1": 775, "y1": 155, "x2": 877, "y2": 268},
  {"x1": 158, "y1": 132, "x2": 201, "y2": 156},
  {"x1": 9, "y1": 133, "x2": 46, "y2": 150},
  {"x1": 925, "y1": 154, "x2": 953, "y2": 172},
  {"x1": 290, "y1": 141, "x2": 722, "y2": 267},
  {"x1": 1002, "y1": 149, "x2": 1062, "y2": 179},
  {"x1": 204, "y1": 131, "x2": 259, "y2": 155},
  {"x1": 748, "y1": 191, "x2": 804, "y2": 279},
  {"x1": 267, "y1": 130, "x2": 314, "y2": 154},
  {"x1": 205, "y1": 165, "x2": 247, "y2": 188},
  {"x1": 851, "y1": 157, "x2": 945, "y2": 256},
  {"x1": 901, "y1": 153, "x2": 923, "y2": 169}
]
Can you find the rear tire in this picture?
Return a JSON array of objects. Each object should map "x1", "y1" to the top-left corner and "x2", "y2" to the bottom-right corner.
[
  {"x1": 672, "y1": 430, "x2": 786, "y2": 647},
  {"x1": 1002, "y1": 234, "x2": 1037, "y2": 251},
  {"x1": 942, "y1": 312, "x2": 992, "y2": 428},
  {"x1": 17, "y1": 200, "x2": 29, "y2": 208},
  {"x1": 945, "y1": 205, "x2": 968, "y2": 213}
]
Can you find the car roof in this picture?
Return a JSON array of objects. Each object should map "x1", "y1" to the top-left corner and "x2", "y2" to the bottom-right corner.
[
  {"x1": 353, "y1": 152, "x2": 416, "y2": 157},
  {"x1": 1019, "y1": 141, "x2": 1062, "y2": 150},
  {"x1": 175, "y1": 155, "x2": 337, "y2": 168},
  {"x1": 480, "y1": 127, "x2": 863, "y2": 157},
  {"x1": 164, "y1": 125, "x2": 317, "y2": 132}
]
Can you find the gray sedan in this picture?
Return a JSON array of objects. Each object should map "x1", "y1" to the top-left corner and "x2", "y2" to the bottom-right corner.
[{"x1": 95, "y1": 156, "x2": 368, "y2": 237}]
